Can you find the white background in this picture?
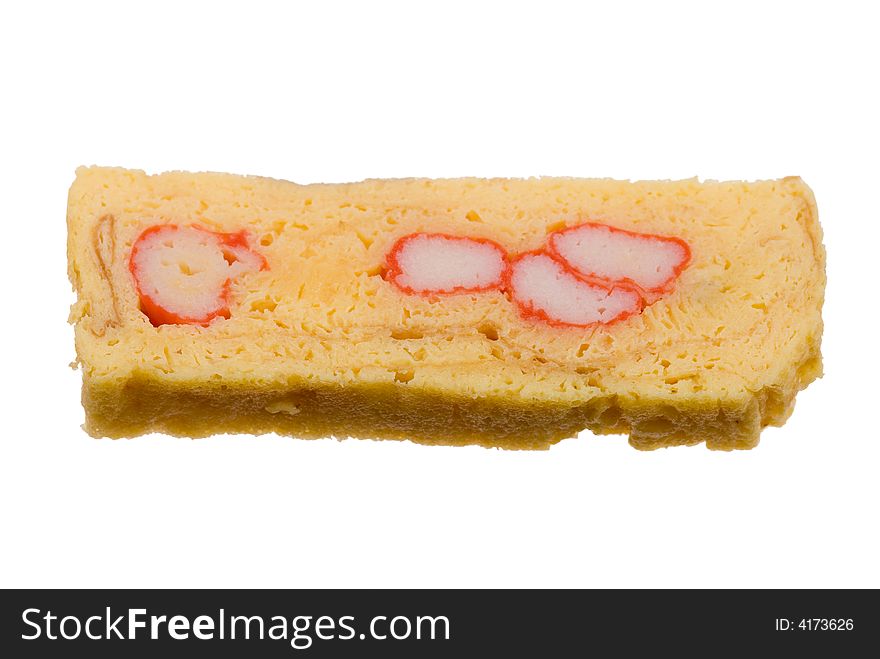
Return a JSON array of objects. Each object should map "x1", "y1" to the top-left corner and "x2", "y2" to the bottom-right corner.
[{"x1": 1, "y1": 1, "x2": 877, "y2": 589}]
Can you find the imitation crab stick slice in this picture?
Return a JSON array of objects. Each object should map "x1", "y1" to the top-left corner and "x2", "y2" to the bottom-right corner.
[
  {"x1": 507, "y1": 251, "x2": 642, "y2": 327},
  {"x1": 386, "y1": 233, "x2": 507, "y2": 295},
  {"x1": 129, "y1": 224, "x2": 267, "y2": 326},
  {"x1": 549, "y1": 223, "x2": 690, "y2": 298}
]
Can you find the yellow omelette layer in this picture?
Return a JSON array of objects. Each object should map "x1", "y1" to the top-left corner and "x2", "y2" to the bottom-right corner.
[{"x1": 67, "y1": 167, "x2": 824, "y2": 450}]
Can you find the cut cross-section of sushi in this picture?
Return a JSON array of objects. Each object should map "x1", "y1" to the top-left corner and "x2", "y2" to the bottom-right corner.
[{"x1": 68, "y1": 168, "x2": 824, "y2": 451}]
